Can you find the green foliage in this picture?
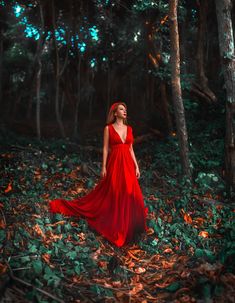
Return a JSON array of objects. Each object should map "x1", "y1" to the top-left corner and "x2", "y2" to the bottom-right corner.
[
  {"x1": 1, "y1": 94, "x2": 233, "y2": 301},
  {"x1": 165, "y1": 281, "x2": 181, "y2": 292},
  {"x1": 133, "y1": 0, "x2": 169, "y2": 13}
]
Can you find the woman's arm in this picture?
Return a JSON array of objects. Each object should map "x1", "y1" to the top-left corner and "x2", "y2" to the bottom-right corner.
[
  {"x1": 129, "y1": 143, "x2": 140, "y2": 178},
  {"x1": 101, "y1": 125, "x2": 109, "y2": 177}
]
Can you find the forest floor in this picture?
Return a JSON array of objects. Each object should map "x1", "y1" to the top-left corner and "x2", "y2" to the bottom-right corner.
[{"x1": 0, "y1": 116, "x2": 234, "y2": 303}]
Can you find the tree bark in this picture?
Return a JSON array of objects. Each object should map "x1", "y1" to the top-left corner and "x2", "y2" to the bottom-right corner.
[
  {"x1": 215, "y1": 0, "x2": 235, "y2": 193},
  {"x1": 36, "y1": 56, "x2": 42, "y2": 140},
  {"x1": 160, "y1": 81, "x2": 173, "y2": 134},
  {"x1": 192, "y1": 0, "x2": 217, "y2": 104},
  {"x1": 36, "y1": 1, "x2": 45, "y2": 140},
  {"x1": 0, "y1": 28, "x2": 3, "y2": 108},
  {"x1": 73, "y1": 55, "x2": 81, "y2": 138},
  {"x1": 169, "y1": 0, "x2": 191, "y2": 179},
  {"x1": 52, "y1": 0, "x2": 66, "y2": 138}
]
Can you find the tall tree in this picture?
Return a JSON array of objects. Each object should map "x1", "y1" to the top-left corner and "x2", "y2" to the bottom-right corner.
[
  {"x1": 193, "y1": 0, "x2": 217, "y2": 103},
  {"x1": 35, "y1": 1, "x2": 45, "y2": 140},
  {"x1": 51, "y1": 0, "x2": 67, "y2": 138},
  {"x1": 0, "y1": 28, "x2": 3, "y2": 107},
  {"x1": 169, "y1": 0, "x2": 191, "y2": 179},
  {"x1": 215, "y1": 0, "x2": 235, "y2": 193}
]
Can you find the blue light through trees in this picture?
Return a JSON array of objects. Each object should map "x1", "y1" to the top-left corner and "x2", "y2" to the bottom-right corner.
[
  {"x1": 14, "y1": 4, "x2": 24, "y2": 17},
  {"x1": 90, "y1": 58, "x2": 96, "y2": 68},
  {"x1": 13, "y1": 3, "x2": 99, "y2": 53},
  {"x1": 89, "y1": 26, "x2": 99, "y2": 41}
]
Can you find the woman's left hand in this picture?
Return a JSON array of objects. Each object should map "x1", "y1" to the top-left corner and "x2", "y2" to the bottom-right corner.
[{"x1": 136, "y1": 167, "x2": 140, "y2": 179}]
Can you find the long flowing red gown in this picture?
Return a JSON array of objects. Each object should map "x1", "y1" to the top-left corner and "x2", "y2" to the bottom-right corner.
[{"x1": 49, "y1": 123, "x2": 148, "y2": 247}]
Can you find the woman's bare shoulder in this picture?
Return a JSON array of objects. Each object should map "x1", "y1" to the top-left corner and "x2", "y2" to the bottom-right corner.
[{"x1": 104, "y1": 124, "x2": 109, "y2": 132}]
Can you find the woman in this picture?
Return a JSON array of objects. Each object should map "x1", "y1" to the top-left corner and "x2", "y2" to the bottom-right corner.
[{"x1": 49, "y1": 102, "x2": 148, "y2": 247}]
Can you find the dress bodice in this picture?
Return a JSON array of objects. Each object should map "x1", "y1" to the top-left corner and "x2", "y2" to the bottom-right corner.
[{"x1": 108, "y1": 123, "x2": 134, "y2": 147}]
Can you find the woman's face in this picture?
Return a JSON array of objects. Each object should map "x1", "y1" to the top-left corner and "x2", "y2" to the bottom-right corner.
[{"x1": 115, "y1": 104, "x2": 127, "y2": 119}]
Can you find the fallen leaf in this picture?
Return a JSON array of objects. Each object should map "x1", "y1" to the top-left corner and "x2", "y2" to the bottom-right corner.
[
  {"x1": 198, "y1": 231, "x2": 209, "y2": 238},
  {"x1": 147, "y1": 228, "x2": 154, "y2": 235},
  {"x1": 0, "y1": 263, "x2": 7, "y2": 274},
  {"x1": 41, "y1": 253, "x2": 51, "y2": 264},
  {"x1": 4, "y1": 183, "x2": 12, "y2": 193},
  {"x1": 0, "y1": 219, "x2": 6, "y2": 228},
  {"x1": 128, "y1": 261, "x2": 135, "y2": 268},
  {"x1": 128, "y1": 283, "x2": 143, "y2": 295},
  {"x1": 33, "y1": 224, "x2": 46, "y2": 239},
  {"x1": 163, "y1": 248, "x2": 173, "y2": 254},
  {"x1": 98, "y1": 261, "x2": 107, "y2": 269},
  {"x1": 112, "y1": 280, "x2": 122, "y2": 287},
  {"x1": 184, "y1": 213, "x2": 193, "y2": 224},
  {"x1": 134, "y1": 267, "x2": 146, "y2": 274},
  {"x1": 128, "y1": 251, "x2": 139, "y2": 261}
]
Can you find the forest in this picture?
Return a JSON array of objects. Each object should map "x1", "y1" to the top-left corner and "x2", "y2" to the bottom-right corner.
[{"x1": 0, "y1": 0, "x2": 235, "y2": 302}]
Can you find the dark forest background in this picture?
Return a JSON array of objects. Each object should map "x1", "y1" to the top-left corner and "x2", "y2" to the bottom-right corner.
[{"x1": 0, "y1": 0, "x2": 231, "y2": 137}]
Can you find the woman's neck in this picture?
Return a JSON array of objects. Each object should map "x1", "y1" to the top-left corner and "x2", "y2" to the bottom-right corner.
[{"x1": 114, "y1": 118, "x2": 124, "y2": 126}]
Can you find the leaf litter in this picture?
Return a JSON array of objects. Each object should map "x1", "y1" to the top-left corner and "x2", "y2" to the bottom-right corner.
[{"x1": 0, "y1": 135, "x2": 234, "y2": 303}]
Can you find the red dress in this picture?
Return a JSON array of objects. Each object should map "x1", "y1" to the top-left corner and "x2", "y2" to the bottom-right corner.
[{"x1": 49, "y1": 123, "x2": 148, "y2": 247}]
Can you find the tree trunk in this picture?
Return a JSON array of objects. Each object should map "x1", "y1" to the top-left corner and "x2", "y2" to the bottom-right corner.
[
  {"x1": 52, "y1": 0, "x2": 66, "y2": 138},
  {"x1": 215, "y1": 0, "x2": 235, "y2": 194},
  {"x1": 36, "y1": 57, "x2": 42, "y2": 140},
  {"x1": 169, "y1": 0, "x2": 191, "y2": 179},
  {"x1": 35, "y1": 1, "x2": 45, "y2": 140},
  {"x1": 106, "y1": 66, "x2": 111, "y2": 116},
  {"x1": 0, "y1": 28, "x2": 3, "y2": 108},
  {"x1": 192, "y1": 0, "x2": 217, "y2": 104},
  {"x1": 160, "y1": 81, "x2": 173, "y2": 134},
  {"x1": 73, "y1": 55, "x2": 81, "y2": 138}
]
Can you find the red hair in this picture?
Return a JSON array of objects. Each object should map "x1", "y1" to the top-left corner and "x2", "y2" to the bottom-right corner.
[{"x1": 106, "y1": 102, "x2": 128, "y2": 125}]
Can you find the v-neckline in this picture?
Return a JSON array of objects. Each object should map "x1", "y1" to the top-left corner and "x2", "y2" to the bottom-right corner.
[{"x1": 111, "y1": 124, "x2": 128, "y2": 144}]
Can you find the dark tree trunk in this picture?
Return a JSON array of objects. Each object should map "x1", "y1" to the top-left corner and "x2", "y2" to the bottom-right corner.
[
  {"x1": 215, "y1": 0, "x2": 235, "y2": 194},
  {"x1": 192, "y1": 0, "x2": 217, "y2": 104},
  {"x1": 52, "y1": 0, "x2": 66, "y2": 138},
  {"x1": 169, "y1": 0, "x2": 191, "y2": 179},
  {"x1": 160, "y1": 81, "x2": 173, "y2": 134},
  {"x1": 73, "y1": 55, "x2": 81, "y2": 138},
  {"x1": 106, "y1": 66, "x2": 111, "y2": 116},
  {"x1": 36, "y1": 1, "x2": 45, "y2": 140},
  {"x1": 0, "y1": 28, "x2": 3, "y2": 108}
]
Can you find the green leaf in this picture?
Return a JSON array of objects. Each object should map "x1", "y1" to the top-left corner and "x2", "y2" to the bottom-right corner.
[
  {"x1": 66, "y1": 251, "x2": 77, "y2": 260},
  {"x1": 151, "y1": 239, "x2": 158, "y2": 246},
  {"x1": 157, "y1": 217, "x2": 162, "y2": 227},
  {"x1": 32, "y1": 260, "x2": 43, "y2": 275},
  {"x1": 64, "y1": 223, "x2": 72, "y2": 231},
  {"x1": 194, "y1": 248, "x2": 216, "y2": 263},
  {"x1": 149, "y1": 219, "x2": 161, "y2": 234},
  {"x1": 43, "y1": 266, "x2": 61, "y2": 287},
  {"x1": 41, "y1": 163, "x2": 48, "y2": 170},
  {"x1": 202, "y1": 283, "x2": 212, "y2": 299},
  {"x1": 21, "y1": 256, "x2": 31, "y2": 263},
  {"x1": 82, "y1": 247, "x2": 90, "y2": 253},
  {"x1": 182, "y1": 234, "x2": 196, "y2": 248},
  {"x1": 28, "y1": 244, "x2": 38, "y2": 253},
  {"x1": 74, "y1": 264, "x2": 81, "y2": 275},
  {"x1": 0, "y1": 230, "x2": 6, "y2": 242},
  {"x1": 86, "y1": 179, "x2": 94, "y2": 188},
  {"x1": 164, "y1": 281, "x2": 181, "y2": 292}
]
